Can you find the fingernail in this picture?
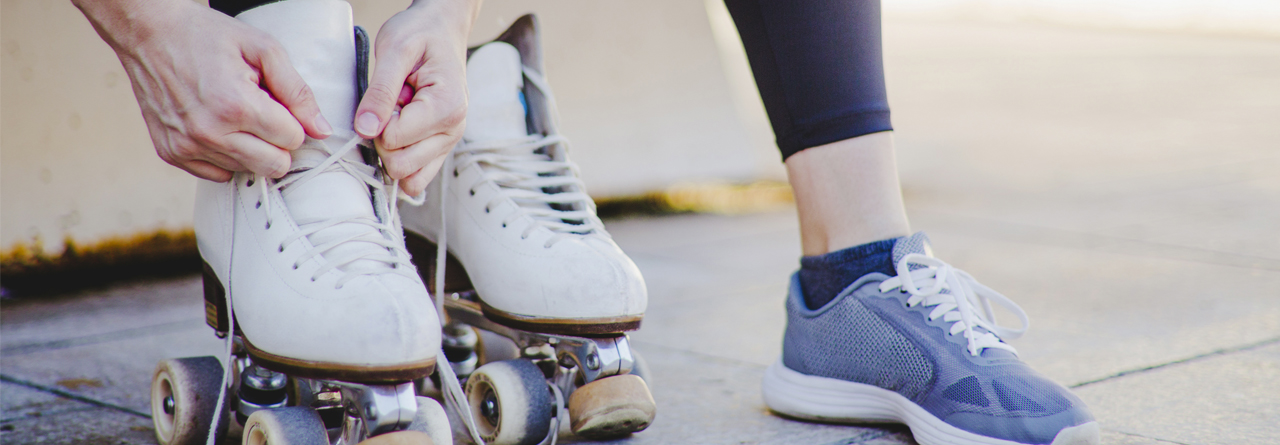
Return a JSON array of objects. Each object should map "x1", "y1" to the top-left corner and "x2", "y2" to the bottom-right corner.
[
  {"x1": 356, "y1": 112, "x2": 380, "y2": 136},
  {"x1": 315, "y1": 112, "x2": 333, "y2": 137}
]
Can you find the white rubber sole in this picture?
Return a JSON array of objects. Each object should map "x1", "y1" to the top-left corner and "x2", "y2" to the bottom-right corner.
[{"x1": 762, "y1": 361, "x2": 1100, "y2": 445}]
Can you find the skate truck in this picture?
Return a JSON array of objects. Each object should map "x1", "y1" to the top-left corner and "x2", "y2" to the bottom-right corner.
[{"x1": 409, "y1": 235, "x2": 657, "y2": 445}]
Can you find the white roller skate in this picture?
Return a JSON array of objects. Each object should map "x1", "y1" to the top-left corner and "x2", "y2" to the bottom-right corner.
[
  {"x1": 150, "y1": 1, "x2": 448, "y2": 444},
  {"x1": 398, "y1": 15, "x2": 656, "y2": 445}
]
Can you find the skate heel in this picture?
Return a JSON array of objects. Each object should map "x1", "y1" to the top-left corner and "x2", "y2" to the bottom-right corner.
[{"x1": 201, "y1": 260, "x2": 230, "y2": 334}]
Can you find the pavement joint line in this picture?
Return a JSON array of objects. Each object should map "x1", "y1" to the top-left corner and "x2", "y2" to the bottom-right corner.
[
  {"x1": 0, "y1": 374, "x2": 151, "y2": 419},
  {"x1": 1106, "y1": 427, "x2": 1194, "y2": 445},
  {"x1": 914, "y1": 208, "x2": 1280, "y2": 272},
  {"x1": 1, "y1": 318, "x2": 204, "y2": 356},
  {"x1": 0, "y1": 406, "x2": 100, "y2": 424},
  {"x1": 819, "y1": 429, "x2": 898, "y2": 445},
  {"x1": 1070, "y1": 335, "x2": 1280, "y2": 389}
]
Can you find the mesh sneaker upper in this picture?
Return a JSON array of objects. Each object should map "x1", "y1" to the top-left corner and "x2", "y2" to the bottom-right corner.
[{"x1": 781, "y1": 232, "x2": 1095, "y2": 444}]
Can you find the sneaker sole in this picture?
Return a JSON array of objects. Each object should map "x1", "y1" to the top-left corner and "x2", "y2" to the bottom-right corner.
[
  {"x1": 762, "y1": 361, "x2": 1100, "y2": 445},
  {"x1": 243, "y1": 337, "x2": 436, "y2": 384}
]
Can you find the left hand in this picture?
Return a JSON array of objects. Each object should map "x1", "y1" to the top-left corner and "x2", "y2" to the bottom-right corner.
[{"x1": 354, "y1": 0, "x2": 478, "y2": 195}]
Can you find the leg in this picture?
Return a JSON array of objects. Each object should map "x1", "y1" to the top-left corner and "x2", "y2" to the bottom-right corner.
[{"x1": 728, "y1": 1, "x2": 1101, "y2": 444}]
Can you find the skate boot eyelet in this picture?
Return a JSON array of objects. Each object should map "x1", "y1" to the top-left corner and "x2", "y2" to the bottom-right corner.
[
  {"x1": 256, "y1": 201, "x2": 262, "y2": 209},
  {"x1": 278, "y1": 245, "x2": 284, "y2": 252},
  {"x1": 484, "y1": 207, "x2": 490, "y2": 213},
  {"x1": 247, "y1": 179, "x2": 255, "y2": 187},
  {"x1": 292, "y1": 264, "x2": 299, "y2": 270},
  {"x1": 265, "y1": 222, "x2": 272, "y2": 229},
  {"x1": 453, "y1": 169, "x2": 459, "y2": 177},
  {"x1": 501, "y1": 223, "x2": 507, "y2": 228},
  {"x1": 469, "y1": 189, "x2": 476, "y2": 196}
]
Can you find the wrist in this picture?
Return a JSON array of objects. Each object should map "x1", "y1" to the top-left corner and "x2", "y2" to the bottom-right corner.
[
  {"x1": 405, "y1": 0, "x2": 479, "y2": 42},
  {"x1": 74, "y1": 0, "x2": 191, "y2": 56}
]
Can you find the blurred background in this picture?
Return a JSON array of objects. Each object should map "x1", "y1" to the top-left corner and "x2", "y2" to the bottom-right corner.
[
  {"x1": 4, "y1": 0, "x2": 1278, "y2": 262},
  {"x1": 3, "y1": 1, "x2": 1280, "y2": 444}
]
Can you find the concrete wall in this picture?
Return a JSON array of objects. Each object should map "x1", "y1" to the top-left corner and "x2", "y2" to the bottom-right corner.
[{"x1": 1, "y1": 0, "x2": 779, "y2": 255}]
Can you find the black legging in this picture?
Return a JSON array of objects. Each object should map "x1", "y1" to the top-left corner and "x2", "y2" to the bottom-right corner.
[{"x1": 211, "y1": 0, "x2": 892, "y2": 161}]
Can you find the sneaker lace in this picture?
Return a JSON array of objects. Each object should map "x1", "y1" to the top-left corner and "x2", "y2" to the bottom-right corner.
[
  {"x1": 256, "y1": 134, "x2": 419, "y2": 288},
  {"x1": 878, "y1": 254, "x2": 1030, "y2": 357}
]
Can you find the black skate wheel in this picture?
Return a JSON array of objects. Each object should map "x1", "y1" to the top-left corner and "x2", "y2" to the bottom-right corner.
[
  {"x1": 465, "y1": 359, "x2": 553, "y2": 445},
  {"x1": 150, "y1": 356, "x2": 230, "y2": 445},
  {"x1": 242, "y1": 406, "x2": 327, "y2": 445}
]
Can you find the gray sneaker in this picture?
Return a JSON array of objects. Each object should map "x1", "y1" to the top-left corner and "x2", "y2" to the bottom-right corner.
[{"x1": 762, "y1": 233, "x2": 1100, "y2": 445}]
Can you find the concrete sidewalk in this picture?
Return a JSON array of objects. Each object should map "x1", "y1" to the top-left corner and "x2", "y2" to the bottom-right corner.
[{"x1": 3, "y1": 18, "x2": 1279, "y2": 445}]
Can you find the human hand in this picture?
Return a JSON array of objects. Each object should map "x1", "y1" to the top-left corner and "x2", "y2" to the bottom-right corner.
[
  {"x1": 354, "y1": 0, "x2": 478, "y2": 196},
  {"x1": 74, "y1": 0, "x2": 332, "y2": 181}
]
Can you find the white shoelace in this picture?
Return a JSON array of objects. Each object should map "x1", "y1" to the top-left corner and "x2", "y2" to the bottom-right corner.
[
  {"x1": 257, "y1": 134, "x2": 419, "y2": 287},
  {"x1": 423, "y1": 66, "x2": 590, "y2": 445},
  {"x1": 878, "y1": 254, "x2": 1030, "y2": 357}
]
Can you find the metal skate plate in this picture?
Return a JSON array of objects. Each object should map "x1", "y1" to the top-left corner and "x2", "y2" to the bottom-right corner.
[{"x1": 442, "y1": 292, "x2": 636, "y2": 397}]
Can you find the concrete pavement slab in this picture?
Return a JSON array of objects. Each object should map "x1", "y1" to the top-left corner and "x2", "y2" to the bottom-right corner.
[{"x1": 1075, "y1": 342, "x2": 1280, "y2": 444}]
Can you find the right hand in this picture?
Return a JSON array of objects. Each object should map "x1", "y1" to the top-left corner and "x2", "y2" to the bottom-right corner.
[{"x1": 78, "y1": 0, "x2": 332, "y2": 181}]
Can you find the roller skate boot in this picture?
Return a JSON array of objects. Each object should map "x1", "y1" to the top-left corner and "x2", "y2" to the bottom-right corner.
[
  {"x1": 762, "y1": 232, "x2": 1100, "y2": 445},
  {"x1": 399, "y1": 15, "x2": 655, "y2": 445},
  {"x1": 150, "y1": 1, "x2": 449, "y2": 444}
]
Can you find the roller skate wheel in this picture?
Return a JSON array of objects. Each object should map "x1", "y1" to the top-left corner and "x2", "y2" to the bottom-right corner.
[
  {"x1": 356, "y1": 430, "x2": 435, "y2": 445},
  {"x1": 465, "y1": 359, "x2": 553, "y2": 445},
  {"x1": 242, "y1": 407, "x2": 328, "y2": 445},
  {"x1": 150, "y1": 356, "x2": 228, "y2": 445},
  {"x1": 567, "y1": 374, "x2": 655, "y2": 439},
  {"x1": 407, "y1": 396, "x2": 452, "y2": 445}
]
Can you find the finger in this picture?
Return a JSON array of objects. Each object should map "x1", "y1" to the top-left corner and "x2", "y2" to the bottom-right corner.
[
  {"x1": 246, "y1": 39, "x2": 333, "y2": 139},
  {"x1": 241, "y1": 88, "x2": 308, "y2": 151},
  {"x1": 400, "y1": 155, "x2": 445, "y2": 196},
  {"x1": 379, "y1": 86, "x2": 466, "y2": 151},
  {"x1": 180, "y1": 159, "x2": 234, "y2": 183},
  {"x1": 222, "y1": 132, "x2": 293, "y2": 178},
  {"x1": 355, "y1": 50, "x2": 417, "y2": 139},
  {"x1": 199, "y1": 150, "x2": 248, "y2": 173},
  {"x1": 378, "y1": 131, "x2": 457, "y2": 180}
]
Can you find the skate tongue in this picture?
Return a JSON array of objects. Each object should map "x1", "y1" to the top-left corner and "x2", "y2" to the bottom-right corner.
[
  {"x1": 464, "y1": 42, "x2": 529, "y2": 142},
  {"x1": 280, "y1": 138, "x2": 386, "y2": 274},
  {"x1": 891, "y1": 232, "x2": 935, "y2": 269}
]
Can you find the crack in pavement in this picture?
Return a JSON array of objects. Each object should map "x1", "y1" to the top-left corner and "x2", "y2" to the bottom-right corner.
[
  {"x1": 0, "y1": 374, "x2": 150, "y2": 419},
  {"x1": 1, "y1": 318, "x2": 205, "y2": 356},
  {"x1": 1071, "y1": 336, "x2": 1280, "y2": 388}
]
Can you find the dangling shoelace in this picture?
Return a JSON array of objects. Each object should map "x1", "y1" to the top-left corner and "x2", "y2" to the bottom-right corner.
[
  {"x1": 421, "y1": 66, "x2": 590, "y2": 445},
  {"x1": 878, "y1": 254, "x2": 1030, "y2": 357}
]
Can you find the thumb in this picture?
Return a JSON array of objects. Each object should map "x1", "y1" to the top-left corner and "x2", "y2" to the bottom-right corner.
[
  {"x1": 355, "y1": 54, "x2": 413, "y2": 139},
  {"x1": 248, "y1": 40, "x2": 333, "y2": 139}
]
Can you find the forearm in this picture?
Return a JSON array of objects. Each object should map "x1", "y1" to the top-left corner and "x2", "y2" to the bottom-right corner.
[{"x1": 72, "y1": 0, "x2": 189, "y2": 56}]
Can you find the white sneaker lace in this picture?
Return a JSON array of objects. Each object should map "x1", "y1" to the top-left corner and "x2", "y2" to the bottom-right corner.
[
  {"x1": 256, "y1": 134, "x2": 419, "y2": 288},
  {"x1": 878, "y1": 254, "x2": 1030, "y2": 357}
]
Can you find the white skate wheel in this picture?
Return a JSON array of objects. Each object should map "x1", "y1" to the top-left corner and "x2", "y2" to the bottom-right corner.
[
  {"x1": 408, "y1": 396, "x2": 452, "y2": 445},
  {"x1": 465, "y1": 360, "x2": 553, "y2": 445},
  {"x1": 567, "y1": 374, "x2": 655, "y2": 439},
  {"x1": 356, "y1": 430, "x2": 435, "y2": 445},
  {"x1": 150, "y1": 356, "x2": 229, "y2": 445},
  {"x1": 242, "y1": 407, "x2": 328, "y2": 445}
]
